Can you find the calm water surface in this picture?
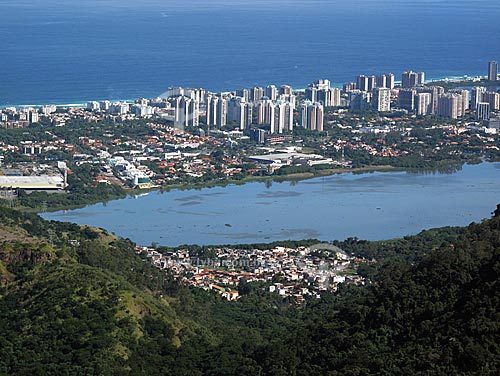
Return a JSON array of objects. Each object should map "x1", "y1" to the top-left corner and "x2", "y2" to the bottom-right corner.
[{"x1": 42, "y1": 163, "x2": 500, "y2": 246}]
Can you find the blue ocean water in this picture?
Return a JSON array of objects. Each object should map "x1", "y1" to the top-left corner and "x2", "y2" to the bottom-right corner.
[{"x1": 1, "y1": 0, "x2": 500, "y2": 106}]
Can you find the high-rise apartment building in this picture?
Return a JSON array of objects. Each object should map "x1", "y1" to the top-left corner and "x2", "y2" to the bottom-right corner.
[
  {"x1": 215, "y1": 97, "x2": 227, "y2": 127},
  {"x1": 417, "y1": 72, "x2": 425, "y2": 86},
  {"x1": 398, "y1": 89, "x2": 416, "y2": 111},
  {"x1": 99, "y1": 100, "x2": 111, "y2": 111},
  {"x1": 372, "y1": 88, "x2": 391, "y2": 112},
  {"x1": 40, "y1": 105, "x2": 57, "y2": 115},
  {"x1": 256, "y1": 98, "x2": 273, "y2": 126},
  {"x1": 416, "y1": 86, "x2": 444, "y2": 114},
  {"x1": 165, "y1": 87, "x2": 184, "y2": 98},
  {"x1": 367, "y1": 76, "x2": 376, "y2": 91},
  {"x1": 206, "y1": 95, "x2": 227, "y2": 128},
  {"x1": 227, "y1": 97, "x2": 253, "y2": 130},
  {"x1": 300, "y1": 101, "x2": 324, "y2": 131},
  {"x1": 356, "y1": 75, "x2": 370, "y2": 91},
  {"x1": 133, "y1": 105, "x2": 154, "y2": 117},
  {"x1": 169, "y1": 95, "x2": 199, "y2": 128},
  {"x1": 250, "y1": 128, "x2": 267, "y2": 144},
  {"x1": 265, "y1": 85, "x2": 277, "y2": 101},
  {"x1": 250, "y1": 87, "x2": 264, "y2": 103},
  {"x1": 305, "y1": 86, "x2": 318, "y2": 103},
  {"x1": 471, "y1": 86, "x2": 487, "y2": 109},
  {"x1": 415, "y1": 92, "x2": 432, "y2": 116},
  {"x1": 488, "y1": 61, "x2": 498, "y2": 81},
  {"x1": 476, "y1": 102, "x2": 491, "y2": 121},
  {"x1": 402, "y1": 71, "x2": 425, "y2": 88},
  {"x1": 206, "y1": 95, "x2": 217, "y2": 126},
  {"x1": 343, "y1": 82, "x2": 357, "y2": 92},
  {"x1": 318, "y1": 88, "x2": 341, "y2": 107},
  {"x1": 312, "y1": 79, "x2": 330, "y2": 90},
  {"x1": 387, "y1": 73, "x2": 395, "y2": 89},
  {"x1": 376, "y1": 74, "x2": 387, "y2": 89},
  {"x1": 278, "y1": 93, "x2": 296, "y2": 108},
  {"x1": 29, "y1": 111, "x2": 39, "y2": 124},
  {"x1": 273, "y1": 101, "x2": 294, "y2": 134},
  {"x1": 257, "y1": 98, "x2": 294, "y2": 134},
  {"x1": 87, "y1": 101, "x2": 100, "y2": 111},
  {"x1": 306, "y1": 80, "x2": 340, "y2": 107},
  {"x1": 109, "y1": 102, "x2": 130, "y2": 115},
  {"x1": 437, "y1": 93, "x2": 462, "y2": 119},
  {"x1": 349, "y1": 90, "x2": 372, "y2": 110},
  {"x1": 279, "y1": 85, "x2": 293, "y2": 95},
  {"x1": 236, "y1": 88, "x2": 250, "y2": 102},
  {"x1": 484, "y1": 91, "x2": 500, "y2": 111},
  {"x1": 449, "y1": 89, "x2": 469, "y2": 117}
]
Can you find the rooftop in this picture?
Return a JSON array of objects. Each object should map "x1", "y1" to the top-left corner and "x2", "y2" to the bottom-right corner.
[{"x1": 0, "y1": 175, "x2": 65, "y2": 189}]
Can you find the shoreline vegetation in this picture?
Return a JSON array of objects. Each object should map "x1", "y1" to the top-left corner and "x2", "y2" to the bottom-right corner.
[
  {"x1": 32, "y1": 163, "x2": 443, "y2": 213},
  {"x1": 15, "y1": 155, "x2": 493, "y2": 214},
  {"x1": 5, "y1": 140, "x2": 495, "y2": 214}
]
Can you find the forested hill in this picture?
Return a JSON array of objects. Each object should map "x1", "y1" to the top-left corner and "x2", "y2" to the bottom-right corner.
[{"x1": 0, "y1": 206, "x2": 499, "y2": 375}]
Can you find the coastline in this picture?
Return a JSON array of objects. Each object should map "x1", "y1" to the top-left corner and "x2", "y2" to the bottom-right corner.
[
  {"x1": 158, "y1": 165, "x2": 399, "y2": 193},
  {"x1": 36, "y1": 164, "x2": 415, "y2": 213},
  {"x1": 37, "y1": 159, "x2": 499, "y2": 215},
  {"x1": 0, "y1": 73, "x2": 488, "y2": 109}
]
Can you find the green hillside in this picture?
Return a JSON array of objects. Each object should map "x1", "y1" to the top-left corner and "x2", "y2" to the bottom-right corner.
[{"x1": 0, "y1": 206, "x2": 499, "y2": 375}]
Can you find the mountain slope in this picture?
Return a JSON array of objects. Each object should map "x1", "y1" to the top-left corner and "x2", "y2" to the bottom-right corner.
[{"x1": 0, "y1": 206, "x2": 499, "y2": 375}]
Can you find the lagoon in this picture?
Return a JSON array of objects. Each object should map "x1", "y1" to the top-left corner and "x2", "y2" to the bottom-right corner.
[{"x1": 42, "y1": 163, "x2": 500, "y2": 246}]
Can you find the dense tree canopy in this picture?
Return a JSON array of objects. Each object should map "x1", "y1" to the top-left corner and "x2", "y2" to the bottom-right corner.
[{"x1": 0, "y1": 207, "x2": 498, "y2": 375}]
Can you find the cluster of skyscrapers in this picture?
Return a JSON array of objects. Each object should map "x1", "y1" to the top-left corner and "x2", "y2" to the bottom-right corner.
[
  {"x1": 401, "y1": 61, "x2": 498, "y2": 120},
  {"x1": 205, "y1": 85, "x2": 296, "y2": 133},
  {"x1": 343, "y1": 70, "x2": 470, "y2": 118},
  {"x1": 471, "y1": 86, "x2": 500, "y2": 121},
  {"x1": 342, "y1": 73, "x2": 395, "y2": 112},
  {"x1": 79, "y1": 61, "x2": 500, "y2": 134},
  {"x1": 180, "y1": 82, "x2": 327, "y2": 134},
  {"x1": 398, "y1": 84, "x2": 476, "y2": 119}
]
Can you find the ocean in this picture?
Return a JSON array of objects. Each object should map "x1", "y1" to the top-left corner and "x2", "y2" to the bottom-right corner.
[{"x1": 1, "y1": 0, "x2": 500, "y2": 107}]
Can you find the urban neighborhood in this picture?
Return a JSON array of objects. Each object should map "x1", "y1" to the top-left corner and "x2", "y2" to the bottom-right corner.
[
  {"x1": 137, "y1": 243, "x2": 372, "y2": 302},
  {"x1": 0, "y1": 64, "x2": 499, "y2": 198}
]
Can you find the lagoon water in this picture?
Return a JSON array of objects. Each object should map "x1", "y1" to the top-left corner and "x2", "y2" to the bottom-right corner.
[
  {"x1": 42, "y1": 163, "x2": 500, "y2": 246},
  {"x1": 1, "y1": 0, "x2": 500, "y2": 106}
]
